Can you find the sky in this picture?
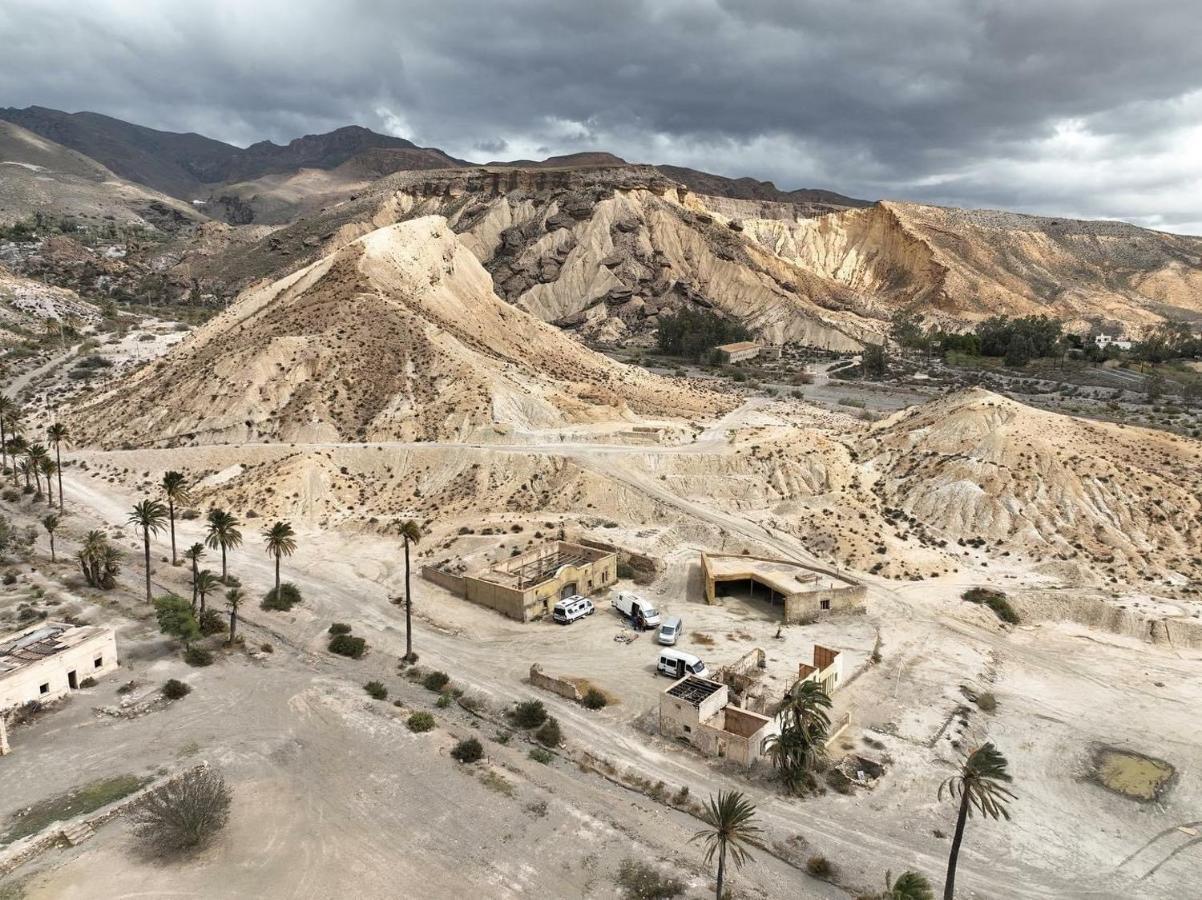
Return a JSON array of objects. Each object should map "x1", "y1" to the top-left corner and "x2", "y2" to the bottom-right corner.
[{"x1": 2, "y1": 0, "x2": 1201, "y2": 233}]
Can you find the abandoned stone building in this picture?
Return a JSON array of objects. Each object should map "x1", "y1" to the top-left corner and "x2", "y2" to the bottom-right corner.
[
  {"x1": 0, "y1": 622, "x2": 119, "y2": 743},
  {"x1": 424, "y1": 540, "x2": 618, "y2": 622},
  {"x1": 714, "y1": 341, "x2": 760, "y2": 363},
  {"x1": 700, "y1": 551, "x2": 865, "y2": 623},
  {"x1": 659, "y1": 675, "x2": 776, "y2": 766}
]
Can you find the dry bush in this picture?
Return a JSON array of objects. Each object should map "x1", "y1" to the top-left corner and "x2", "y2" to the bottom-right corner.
[{"x1": 129, "y1": 767, "x2": 231, "y2": 856}]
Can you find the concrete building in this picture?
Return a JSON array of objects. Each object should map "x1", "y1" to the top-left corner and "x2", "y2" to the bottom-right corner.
[
  {"x1": 796, "y1": 645, "x2": 843, "y2": 694},
  {"x1": 700, "y1": 552, "x2": 865, "y2": 623},
  {"x1": 436, "y1": 540, "x2": 618, "y2": 622},
  {"x1": 0, "y1": 622, "x2": 119, "y2": 716},
  {"x1": 715, "y1": 341, "x2": 760, "y2": 363},
  {"x1": 1094, "y1": 333, "x2": 1133, "y2": 351},
  {"x1": 659, "y1": 676, "x2": 776, "y2": 766}
]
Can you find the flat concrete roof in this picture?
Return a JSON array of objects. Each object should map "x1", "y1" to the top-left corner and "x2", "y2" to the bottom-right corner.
[
  {"x1": 716, "y1": 341, "x2": 759, "y2": 353},
  {"x1": 704, "y1": 553, "x2": 854, "y2": 596},
  {"x1": 0, "y1": 622, "x2": 111, "y2": 677}
]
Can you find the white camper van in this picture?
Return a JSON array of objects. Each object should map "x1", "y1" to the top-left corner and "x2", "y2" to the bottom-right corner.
[
  {"x1": 611, "y1": 591, "x2": 661, "y2": 629},
  {"x1": 656, "y1": 649, "x2": 707, "y2": 679}
]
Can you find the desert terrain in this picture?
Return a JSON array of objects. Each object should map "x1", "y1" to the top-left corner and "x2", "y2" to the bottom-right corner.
[{"x1": 2, "y1": 206, "x2": 1200, "y2": 900}]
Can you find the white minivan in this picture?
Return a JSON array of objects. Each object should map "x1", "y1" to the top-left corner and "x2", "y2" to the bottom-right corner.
[
  {"x1": 656, "y1": 649, "x2": 707, "y2": 679},
  {"x1": 553, "y1": 595, "x2": 594, "y2": 625},
  {"x1": 657, "y1": 616, "x2": 683, "y2": 646},
  {"x1": 611, "y1": 591, "x2": 661, "y2": 629}
]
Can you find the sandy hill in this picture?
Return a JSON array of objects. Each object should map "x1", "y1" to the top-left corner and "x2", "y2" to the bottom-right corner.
[
  {"x1": 0, "y1": 264, "x2": 99, "y2": 345},
  {"x1": 69, "y1": 217, "x2": 730, "y2": 447},
  {"x1": 748, "y1": 201, "x2": 1202, "y2": 333},
  {"x1": 857, "y1": 388, "x2": 1202, "y2": 583},
  {"x1": 0, "y1": 120, "x2": 203, "y2": 228}
]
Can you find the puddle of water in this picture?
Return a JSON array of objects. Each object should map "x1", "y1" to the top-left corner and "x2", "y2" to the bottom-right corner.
[{"x1": 1094, "y1": 748, "x2": 1174, "y2": 801}]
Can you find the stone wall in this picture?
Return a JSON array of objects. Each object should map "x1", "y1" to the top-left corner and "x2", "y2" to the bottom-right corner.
[
  {"x1": 420, "y1": 566, "x2": 466, "y2": 596},
  {"x1": 783, "y1": 583, "x2": 867, "y2": 624},
  {"x1": 529, "y1": 664, "x2": 582, "y2": 702}
]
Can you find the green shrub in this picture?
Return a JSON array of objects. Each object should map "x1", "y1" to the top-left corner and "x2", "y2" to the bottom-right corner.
[
  {"x1": 328, "y1": 622, "x2": 352, "y2": 635},
  {"x1": 364, "y1": 681, "x2": 388, "y2": 700},
  {"x1": 975, "y1": 691, "x2": 998, "y2": 712},
  {"x1": 198, "y1": 608, "x2": 226, "y2": 636},
  {"x1": 495, "y1": 730, "x2": 511, "y2": 745},
  {"x1": 406, "y1": 711, "x2": 435, "y2": 733},
  {"x1": 962, "y1": 588, "x2": 1020, "y2": 624},
  {"x1": 616, "y1": 857, "x2": 685, "y2": 899},
  {"x1": 80, "y1": 676, "x2": 97, "y2": 688},
  {"x1": 527, "y1": 747, "x2": 553, "y2": 764},
  {"x1": 511, "y1": 699, "x2": 547, "y2": 729},
  {"x1": 162, "y1": 679, "x2": 191, "y2": 700},
  {"x1": 184, "y1": 645, "x2": 213, "y2": 667},
  {"x1": 328, "y1": 634, "x2": 367, "y2": 658},
  {"x1": 450, "y1": 737, "x2": 484, "y2": 763},
  {"x1": 422, "y1": 670, "x2": 450, "y2": 692},
  {"x1": 436, "y1": 693, "x2": 452, "y2": 708},
  {"x1": 535, "y1": 717, "x2": 562, "y2": 747},
  {"x1": 582, "y1": 688, "x2": 608, "y2": 710},
  {"x1": 261, "y1": 582, "x2": 302, "y2": 611}
]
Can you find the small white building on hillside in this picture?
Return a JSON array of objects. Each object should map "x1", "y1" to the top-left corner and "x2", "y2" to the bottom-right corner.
[{"x1": 0, "y1": 622, "x2": 119, "y2": 714}]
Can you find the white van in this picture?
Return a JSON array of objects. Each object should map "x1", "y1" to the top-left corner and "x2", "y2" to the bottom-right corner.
[
  {"x1": 657, "y1": 649, "x2": 707, "y2": 679},
  {"x1": 657, "y1": 616, "x2": 683, "y2": 646},
  {"x1": 611, "y1": 591, "x2": 661, "y2": 630},
  {"x1": 553, "y1": 595, "x2": 594, "y2": 625}
]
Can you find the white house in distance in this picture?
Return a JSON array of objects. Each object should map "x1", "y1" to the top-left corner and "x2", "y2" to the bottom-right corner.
[
  {"x1": 1094, "y1": 333, "x2": 1133, "y2": 351},
  {"x1": 0, "y1": 622, "x2": 119, "y2": 713}
]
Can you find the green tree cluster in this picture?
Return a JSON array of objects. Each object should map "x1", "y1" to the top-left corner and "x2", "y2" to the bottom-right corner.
[{"x1": 656, "y1": 307, "x2": 750, "y2": 361}]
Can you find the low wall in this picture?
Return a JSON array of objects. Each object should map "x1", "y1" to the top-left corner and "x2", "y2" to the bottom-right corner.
[
  {"x1": 529, "y1": 664, "x2": 582, "y2": 702},
  {"x1": 420, "y1": 566, "x2": 466, "y2": 596}
]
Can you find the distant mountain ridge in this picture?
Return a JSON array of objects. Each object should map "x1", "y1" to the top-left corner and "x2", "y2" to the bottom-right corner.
[{"x1": 0, "y1": 107, "x2": 463, "y2": 197}]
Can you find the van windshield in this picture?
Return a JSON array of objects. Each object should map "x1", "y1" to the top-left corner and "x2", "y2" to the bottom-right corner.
[
  {"x1": 687, "y1": 661, "x2": 704, "y2": 674},
  {"x1": 661, "y1": 625, "x2": 675, "y2": 635},
  {"x1": 642, "y1": 606, "x2": 659, "y2": 618}
]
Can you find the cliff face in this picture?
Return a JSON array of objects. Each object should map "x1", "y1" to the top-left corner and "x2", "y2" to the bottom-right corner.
[{"x1": 749, "y1": 200, "x2": 1202, "y2": 333}]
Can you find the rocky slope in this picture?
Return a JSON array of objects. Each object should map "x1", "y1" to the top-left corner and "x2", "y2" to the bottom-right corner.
[
  {"x1": 749, "y1": 202, "x2": 1202, "y2": 333},
  {"x1": 0, "y1": 120, "x2": 203, "y2": 228},
  {"x1": 858, "y1": 389, "x2": 1202, "y2": 583},
  {"x1": 69, "y1": 217, "x2": 731, "y2": 446}
]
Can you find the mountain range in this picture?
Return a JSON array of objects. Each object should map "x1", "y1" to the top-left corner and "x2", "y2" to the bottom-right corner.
[{"x1": 2, "y1": 105, "x2": 1201, "y2": 345}]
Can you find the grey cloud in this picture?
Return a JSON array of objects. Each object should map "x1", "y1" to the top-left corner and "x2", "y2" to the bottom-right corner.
[{"x1": 0, "y1": 0, "x2": 1199, "y2": 231}]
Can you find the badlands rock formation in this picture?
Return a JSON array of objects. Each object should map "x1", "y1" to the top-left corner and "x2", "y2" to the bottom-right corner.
[
  {"x1": 69, "y1": 217, "x2": 730, "y2": 447},
  {"x1": 859, "y1": 389, "x2": 1202, "y2": 583}
]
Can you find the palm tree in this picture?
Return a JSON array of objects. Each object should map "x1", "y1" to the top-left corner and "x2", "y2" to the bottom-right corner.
[
  {"x1": 184, "y1": 543, "x2": 206, "y2": 609},
  {"x1": 46, "y1": 422, "x2": 67, "y2": 511},
  {"x1": 204, "y1": 509, "x2": 242, "y2": 583},
  {"x1": 262, "y1": 521, "x2": 297, "y2": 599},
  {"x1": 194, "y1": 569, "x2": 220, "y2": 616},
  {"x1": 691, "y1": 790, "x2": 761, "y2": 900},
  {"x1": 767, "y1": 679, "x2": 833, "y2": 793},
  {"x1": 0, "y1": 396, "x2": 15, "y2": 472},
  {"x1": 7, "y1": 432, "x2": 26, "y2": 487},
  {"x1": 27, "y1": 443, "x2": 49, "y2": 491},
  {"x1": 881, "y1": 870, "x2": 935, "y2": 900},
  {"x1": 39, "y1": 457, "x2": 56, "y2": 507},
  {"x1": 42, "y1": 513, "x2": 60, "y2": 562},
  {"x1": 16, "y1": 457, "x2": 33, "y2": 492},
  {"x1": 225, "y1": 587, "x2": 244, "y2": 644},
  {"x1": 127, "y1": 499, "x2": 169, "y2": 602},
  {"x1": 399, "y1": 519, "x2": 421, "y2": 661},
  {"x1": 939, "y1": 743, "x2": 1016, "y2": 900},
  {"x1": 160, "y1": 471, "x2": 191, "y2": 565}
]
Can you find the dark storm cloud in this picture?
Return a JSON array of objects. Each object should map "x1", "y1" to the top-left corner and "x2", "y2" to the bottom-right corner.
[{"x1": 1, "y1": 0, "x2": 1200, "y2": 231}]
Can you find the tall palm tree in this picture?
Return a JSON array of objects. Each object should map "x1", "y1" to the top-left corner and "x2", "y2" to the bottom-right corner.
[
  {"x1": 127, "y1": 499, "x2": 169, "y2": 602},
  {"x1": 17, "y1": 457, "x2": 33, "y2": 491},
  {"x1": 42, "y1": 513, "x2": 60, "y2": 562},
  {"x1": 160, "y1": 471, "x2": 191, "y2": 565},
  {"x1": 46, "y1": 422, "x2": 67, "y2": 511},
  {"x1": 0, "y1": 396, "x2": 15, "y2": 472},
  {"x1": 6, "y1": 431, "x2": 26, "y2": 487},
  {"x1": 767, "y1": 679, "x2": 833, "y2": 793},
  {"x1": 27, "y1": 444, "x2": 49, "y2": 495},
  {"x1": 691, "y1": 790, "x2": 761, "y2": 900},
  {"x1": 225, "y1": 587, "x2": 244, "y2": 644},
  {"x1": 39, "y1": 457, "x2": 56, "y2": 507},
  {"x1": 399, "y1": 519, "x2": 421, "y2": 662},
  {"x1": 939, "y1": 743, "x2": 1016, "y2": 900},
  {"x1": 204, "y1": 509, "x2": 242, "y2": 583},
  {"x1": 184, "y1": 543, "x2": 206, "y2": 609},
  {"x1": 194, "y1": 569, "x2": 219, "y2": 616},
  {"x1": 262, "y1": 521, "x2": 297, "y2": 599}
]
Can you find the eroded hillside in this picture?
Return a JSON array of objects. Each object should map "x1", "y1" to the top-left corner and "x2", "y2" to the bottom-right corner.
[{"x1": 68, "y1": 217, "x2": 731, "y2": 446}]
